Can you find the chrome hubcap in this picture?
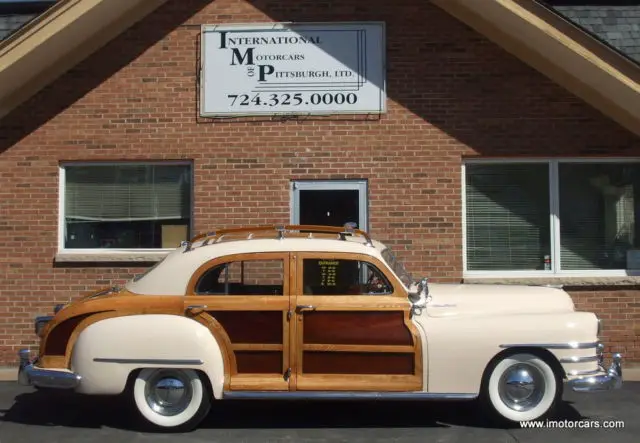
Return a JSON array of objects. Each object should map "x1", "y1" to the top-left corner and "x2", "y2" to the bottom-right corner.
[
  {"x1": 498, "y1": 363, "x2": 545, "y2": 412},
  {"x1": 145, "y1": 371, "x2": 193, "y2": 416}
]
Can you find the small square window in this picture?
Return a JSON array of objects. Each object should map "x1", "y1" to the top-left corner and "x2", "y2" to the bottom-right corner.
[{"x1": 61, "y1": 163, "x2": 192, "y2": 250}]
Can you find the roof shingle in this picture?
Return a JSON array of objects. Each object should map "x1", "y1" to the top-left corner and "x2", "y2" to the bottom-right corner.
[
  {"x1": 0, "y1": 13, "x2": 37, "y2": 40},
  {"x1": 0, "y1": 1, "x2": 56, "y2": 41},
  {"x1": 541, "y1": 1, "x2": 640, "y2": 64}
]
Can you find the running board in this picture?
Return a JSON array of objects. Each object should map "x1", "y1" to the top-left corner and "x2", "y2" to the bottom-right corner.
[{"x1": 222, "y1": 391, "x2": 478, "y2": 401}]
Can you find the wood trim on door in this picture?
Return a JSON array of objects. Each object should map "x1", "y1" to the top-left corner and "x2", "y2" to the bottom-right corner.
[
  {"x1": 289, "y1": 252, "x2": 299, "y2": 391},
  {"x1": 186, "y1": 252, "x2": 291, "y2": 391},
  {"x1": 293, "y1": 252, "x2": 423, "y2": 392}
]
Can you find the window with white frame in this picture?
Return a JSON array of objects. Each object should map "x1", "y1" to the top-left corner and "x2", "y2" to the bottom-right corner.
[
  {"x1": 464, "y1": 160, "x2": 640, "y2": 275},
  {"x1": 60, "y1": 162, "x2": 192, "y2": 250}
]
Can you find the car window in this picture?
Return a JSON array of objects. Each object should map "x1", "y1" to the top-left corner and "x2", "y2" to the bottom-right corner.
[
  {"x1": 302, "y1": 258, "x2": 393, "y2": 295},
  {"x1": 195, "y1": 259, "x2": 284, "y2": 296}
]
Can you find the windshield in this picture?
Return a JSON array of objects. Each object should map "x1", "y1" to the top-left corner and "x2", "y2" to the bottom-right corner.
[{"x1": 381, "y1": 248, "x2": 414, "y2": 288}]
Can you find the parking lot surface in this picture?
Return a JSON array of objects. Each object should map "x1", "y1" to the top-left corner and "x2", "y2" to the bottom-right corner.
[{"x1": 0, "y1": 381, "x2": 638, "y2": 443}]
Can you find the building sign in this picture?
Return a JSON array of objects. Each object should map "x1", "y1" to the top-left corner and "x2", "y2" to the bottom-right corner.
[{"x1": 200, "y1": 22, "x2": 386, "y2": 116}]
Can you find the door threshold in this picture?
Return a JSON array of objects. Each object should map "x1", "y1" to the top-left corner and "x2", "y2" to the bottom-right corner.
[{"x1": 222, "y1": 391, "x2": 478, "y2": 401}]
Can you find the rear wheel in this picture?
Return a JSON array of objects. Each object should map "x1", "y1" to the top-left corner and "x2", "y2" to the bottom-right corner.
[
  {"x1": 132, "y1": 368, "x2": 211, "y2": 432},
  {"x1": 481, "y1": 353, "x2": 561, "y2": 424}
]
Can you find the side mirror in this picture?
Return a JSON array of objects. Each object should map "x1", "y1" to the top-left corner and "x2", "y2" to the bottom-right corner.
[
  {"x1": 408, "y1": 278, "x2": 429, "y2": 316},
  {"x1": 408, "y1": 291, "x2": 421, "y2": 303}
]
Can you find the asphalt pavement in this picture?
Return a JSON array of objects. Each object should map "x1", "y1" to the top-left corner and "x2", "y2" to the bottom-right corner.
[{"x1": 0, "y1": 381, "x2": 638, "y2": 443}]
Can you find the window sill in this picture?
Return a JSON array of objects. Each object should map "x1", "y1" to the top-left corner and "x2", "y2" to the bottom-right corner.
[
  {"x1": 463, "y1": 276, "x2": 640, "y2": 287},
  {"x1": 55, "y1": 251, "x2": 171, "y2": 263}
]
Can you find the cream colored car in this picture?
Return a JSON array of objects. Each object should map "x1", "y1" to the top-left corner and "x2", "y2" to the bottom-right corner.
[{"x1": 19, "y1": 225, "x2": 623, "y2": 431}]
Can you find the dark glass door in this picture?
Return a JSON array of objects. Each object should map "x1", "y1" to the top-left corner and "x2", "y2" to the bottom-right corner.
[{"x1": 299, "y1": 189, "x2": 360, "y2": 228}]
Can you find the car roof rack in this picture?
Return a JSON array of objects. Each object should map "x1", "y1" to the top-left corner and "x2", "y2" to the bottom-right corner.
[{"x1": 183, "y1": 224, "x2": 374, "y2": 252}]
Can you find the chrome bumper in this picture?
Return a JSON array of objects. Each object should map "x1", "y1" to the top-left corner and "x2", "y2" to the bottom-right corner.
[
  {"x1": 568, "y1": 353, "x2": 623, "y2": 392},
  {"x1": 18, "y1": 349, "x2": 81, "y2": 389}
]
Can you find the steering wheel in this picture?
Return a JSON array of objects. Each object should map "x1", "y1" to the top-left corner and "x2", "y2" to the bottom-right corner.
[{"x1": 365, "y1": 272, "x2": 383, "y2": 294}]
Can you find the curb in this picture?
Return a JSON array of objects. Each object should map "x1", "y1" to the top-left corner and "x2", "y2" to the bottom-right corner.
[
  {"x1": 0, "y1": 367, "x2": 17, "y2": 382},
  {"x1": 2, "y1": 366, "x2": 640, "y2": 383}
]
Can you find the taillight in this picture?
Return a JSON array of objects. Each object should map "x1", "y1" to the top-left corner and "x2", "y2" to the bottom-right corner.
[{"x1": 35, "y1": 316, "x2": 53, "y2": 337}]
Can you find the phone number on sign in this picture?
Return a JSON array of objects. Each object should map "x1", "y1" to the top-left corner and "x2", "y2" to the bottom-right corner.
[{"x1": 227, "y1": 93, "x2": 359, "y2": 107}]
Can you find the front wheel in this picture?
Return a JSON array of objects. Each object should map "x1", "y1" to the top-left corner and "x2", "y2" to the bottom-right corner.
[
  {"x1": 481, "y1": 353, "x2": 561, "y2": 424},
  {"x1": 132, "y1": 368, "x2": 211, "y2": 432}
]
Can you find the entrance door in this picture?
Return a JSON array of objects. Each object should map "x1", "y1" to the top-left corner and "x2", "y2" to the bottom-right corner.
[
  {"x1": 291, "y1": 180, "x2": 367, "y2": 229},
  {"x1": 290, "y1": 252, "x2": 423, "y2": 392}
]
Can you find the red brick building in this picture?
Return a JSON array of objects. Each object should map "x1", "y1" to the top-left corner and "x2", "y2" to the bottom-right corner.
[{"x1": 1, "y1": 0, "x2": 639, "y2": 367}]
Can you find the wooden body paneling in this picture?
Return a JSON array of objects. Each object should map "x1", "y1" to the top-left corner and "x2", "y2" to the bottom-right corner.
[
  {"x1": 291, "y1": 252, "x2": 423, "y2": 392},
  {"x1": 302, "y1": 351, "x2": 415, "y2": 374},
  {"x1": 209, "y1": 311, "x2": 283, "y2": 344},
  {"x1": 186, "y1": 251, "x2": 423, "y2": 393},
  {"x1": 186, "y1": 252, "x2": 291, "y2": 390},
  {"x1": 38, "y1": 291, "x2": 184, "y2": 368},
  {"x1": 303, "y1": 311, "x2": 413, "y2": 346},
  {"x1": 235, "y1": 351, "x2": 283, "y2": 374}
]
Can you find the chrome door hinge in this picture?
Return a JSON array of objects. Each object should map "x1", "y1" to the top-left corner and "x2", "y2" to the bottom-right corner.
[
  {"x1": 283, "y1": 368, "x2": 292, "y2": 381},
  {"x1": 287, "y1": 310, "x2": 293, "y2": 321}
]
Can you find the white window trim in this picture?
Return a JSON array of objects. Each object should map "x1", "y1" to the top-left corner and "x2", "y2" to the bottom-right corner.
[
  {"x1": 57, "y1": 161, "x2": 193, "y2": 262},
  {"x1": 290, "y1": 179, "x2": 369, "y2": 231},
  {"x1": 462, "y1": 157, "x2": 640, "y2": 278}
]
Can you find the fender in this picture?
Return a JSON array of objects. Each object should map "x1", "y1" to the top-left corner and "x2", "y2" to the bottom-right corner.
[
  {"x1": 70, "y1": 314, "x2": 225, "y2": 398},
  {"x1": 415, "y1": 310, "x2": 599, "y2": 394}
]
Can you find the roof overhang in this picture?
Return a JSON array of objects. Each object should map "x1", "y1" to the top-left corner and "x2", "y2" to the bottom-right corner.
[
  {"x1": 0, "y1": 0, "x2": 167, "y2": 119},
  {"x1": 432, "y1": 0, "x2": 640, "y2": 136},
  {"x1": 0, "y1": 0, "x2": 639, "y2": 137}
]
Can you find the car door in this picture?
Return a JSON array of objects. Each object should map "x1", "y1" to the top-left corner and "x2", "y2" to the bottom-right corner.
[
  {"x1": 184, "y1": 252, "x2": 293, "y2": 391},
  {"x1": 291, "y1": 252, "x2": 423, "y2": 392}
]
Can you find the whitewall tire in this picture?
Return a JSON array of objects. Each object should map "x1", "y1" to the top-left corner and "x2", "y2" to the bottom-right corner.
[
  {"x1": 482, "y1": 353, "x2": 561, "y2": 424},
  {"x1": 132, "y1": 368, "x2": 211, "y2": 431}
]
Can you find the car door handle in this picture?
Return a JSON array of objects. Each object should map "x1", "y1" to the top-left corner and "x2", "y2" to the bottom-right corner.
[
  {"x1": 186, "y1": 305, "x2": 208, "y2": 313},
  {"x1": 295, "y1": 305, "x2": 316, "y2": 313}
]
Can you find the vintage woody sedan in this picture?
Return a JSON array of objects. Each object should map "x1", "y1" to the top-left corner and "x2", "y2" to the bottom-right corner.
[{"x1": 19, "y1": 225, "x2": 622, "y2": 431}]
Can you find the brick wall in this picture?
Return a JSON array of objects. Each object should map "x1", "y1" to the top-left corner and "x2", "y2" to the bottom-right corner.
[
  {"x1": 569, "y1": 287, "x2": 640, "y2": 361},
  {"x1": 1, "y1": 0, "x2": 639, "y2": 365}
]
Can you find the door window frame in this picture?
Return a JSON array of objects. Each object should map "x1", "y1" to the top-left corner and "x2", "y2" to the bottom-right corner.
[
  {"x1": 290, "y1": 180, "x2": 369, "y2": 231},
  {"x1": 297, "y1": 252, "x2": 402, "y2": 298}
]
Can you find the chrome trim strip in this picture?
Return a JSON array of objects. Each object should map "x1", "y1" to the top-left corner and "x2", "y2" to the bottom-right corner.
[
  {"x1": 499, "y1": 341, "x2": 599, "y2": 350},
  {"x1": 222, "y1": 392, "x2": 478, "y2": 401},
  {"x1": 93, "y1": 358, "x2": 204, "y2": 365},
  {"x1": 560, "y1": 355, "x2": 600, "y2": 363},
  {"x1": 568, "y1": 368, "x2": 602, "y2": 376}
]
